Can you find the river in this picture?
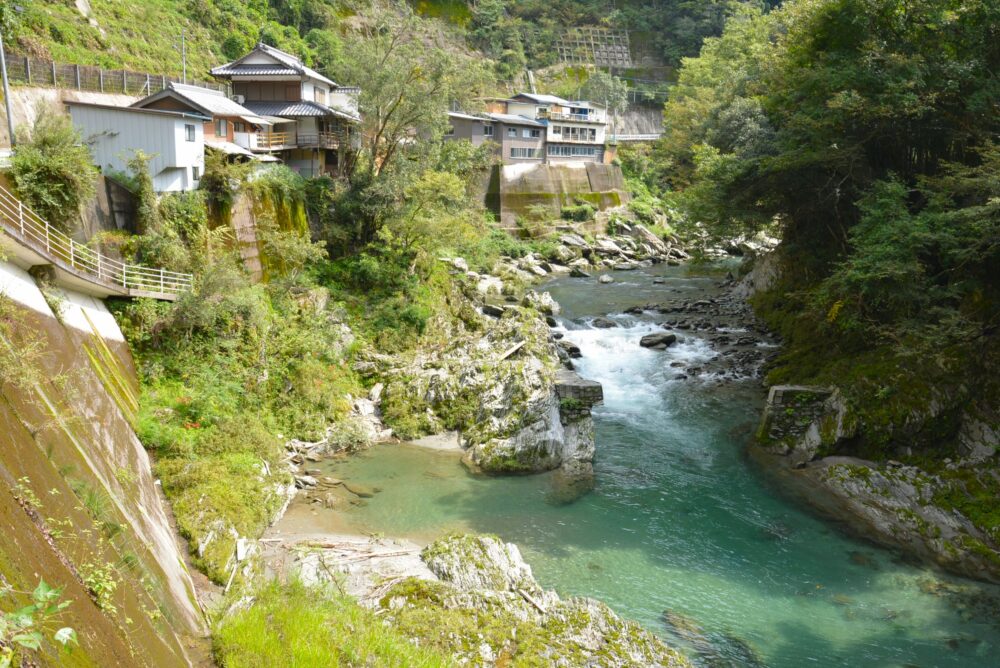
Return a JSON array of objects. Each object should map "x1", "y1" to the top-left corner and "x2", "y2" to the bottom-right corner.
[{"x1": 301, "y1": 263, "x2": 1000, "y2": 667}]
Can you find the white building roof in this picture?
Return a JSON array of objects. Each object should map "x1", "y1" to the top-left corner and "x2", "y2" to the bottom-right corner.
[
  {"x1": 64, "y1": 101, "x2": 211, "y2": 122},
  {"x1": 447, "y1": 111, "x2": 493, "y2": 123},
  {"x1": 512, "y1": 92, "x2": 572, "y2": 106},
  {"x1": 133, "y1": 83, "x2": 270, "y2": 125},
  {"x1": 484, "y1": 113, "x2": 545, "y2": 127}
]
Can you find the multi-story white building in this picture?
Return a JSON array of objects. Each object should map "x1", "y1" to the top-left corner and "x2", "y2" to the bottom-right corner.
[{"x1": 446, "y1": 92, "x2": 609, "y2": 165}]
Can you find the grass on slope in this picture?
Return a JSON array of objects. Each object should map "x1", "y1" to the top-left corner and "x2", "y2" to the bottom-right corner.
[{"x1": 213, "y1": 580, "x2": 451, "y2": 668}]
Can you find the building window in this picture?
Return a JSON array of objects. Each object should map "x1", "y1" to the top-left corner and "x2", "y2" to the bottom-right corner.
[
  {"x1": 552, "y1": 125, "x2": 562, "y2": 135},
  {"x1": 192, "y1": 166, "x2": 201, "y2": 181},
  {"x1": 522, "y1": 128, "x2": 541, "y2": 139},
  {"x1": 216, "y1": 119, "x2": 227, "y2": 136},
  {"x1": 234, "y1": 122, "x2": 246, "y2": 133},
  {"x1": 510, "y1": 147, "x2": 539, "y2": 158},
  {"x1": 547, "y1": 145, "x2": 597, "y2": 157},
  {"x1": 507, "y1": 127, "x2": 517, "y2": 138},
  {"x1": 185, "y1": 124, "x2": 195, "y2": 142},
  {"x1": 483, "y1": 125, "x2": 494, "y2": 137},
  {"x1": 589, "y1": 128, "x2": 597, "y2": 141}
]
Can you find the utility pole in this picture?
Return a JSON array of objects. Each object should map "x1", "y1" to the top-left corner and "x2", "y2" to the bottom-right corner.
[{"x1": 0, "y1": 21, "x2": 14, "y2": 147}]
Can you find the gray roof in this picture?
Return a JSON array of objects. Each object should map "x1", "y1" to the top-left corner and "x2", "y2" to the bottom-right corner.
[
  {"x1": 64, "y1": 100, "x2": 211, "y2": 122},
  {"x1": 243, "y1": 100, "x2": 359, "y2": 122},
  {"x1": 512, "y1": 92, "x2": 571, "y2": 106},
  {"x1": 485, "y1": 112, "x2": 545, "y2": 127},
  {"x1": 448, "y1": 111, "x2": 493, "y2": 123},
  {"x1": 133, "y1": 83, "x2": 268, "y2": 123},
  {"x1": 211, "y1": 43, "x2": 336, "y2": 86},
  {"x1": 209, "y1": 64, "x2": 301, "y2": 78}
]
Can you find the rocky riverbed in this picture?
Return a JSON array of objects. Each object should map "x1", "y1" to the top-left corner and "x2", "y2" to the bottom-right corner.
[{"x1": 741, "y1": 249, "x2": 1000, "y2": 585}]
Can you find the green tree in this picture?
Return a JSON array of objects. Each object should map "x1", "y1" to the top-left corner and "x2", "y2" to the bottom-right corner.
[
  {"x1": 580, "y1": 70, "x2": 629, "y2": 124},
  {"x1": 339, "y1": 5, "x2": 488, "y2": 181},
  {"x1": 469, "y1": 0, "x2": 527, "y2": 80},
  {"x1": 10, "y1": 107, "x2": 98, "y2": 232}
]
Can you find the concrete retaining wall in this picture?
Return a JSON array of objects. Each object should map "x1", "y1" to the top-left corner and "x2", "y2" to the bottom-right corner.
[
  {"x1": 485, "y1": 162, "x2": 630, "y2": 230},
  {"x1": 0, "y1": 259, "x2": 203, "y2": 666}
]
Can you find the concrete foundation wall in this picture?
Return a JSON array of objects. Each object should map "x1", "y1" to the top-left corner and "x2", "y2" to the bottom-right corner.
[{"x1": 486, "y1": 162, "x2": 630, "y2": 230}]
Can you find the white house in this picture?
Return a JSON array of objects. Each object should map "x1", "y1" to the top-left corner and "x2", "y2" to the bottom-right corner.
[
  {"x1": 507, "y1": 93, "x2": 608, "y2": 163},
  {"x1": 66, "y1": 102, "x2": 210, "y2": 192}
]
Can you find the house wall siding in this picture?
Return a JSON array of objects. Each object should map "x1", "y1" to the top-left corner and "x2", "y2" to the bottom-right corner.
[
  {"x1": 68, "y1": 106, "x2": 204, "y2": 192},
  {"x1": 496, "y1": 122, "x2": 544, "y2": 162},
  {"x1": 446, "y1": 117, "x2": 492, "y2": 146}
]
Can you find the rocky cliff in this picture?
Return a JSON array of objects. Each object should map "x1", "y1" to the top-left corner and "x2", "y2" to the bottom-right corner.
[
  {"x1": 745, "y1": 249, "x2": 1000, "y2": 583},
  {"x1": 0, "y1": 259, "x2": 203, "y2": 666}
]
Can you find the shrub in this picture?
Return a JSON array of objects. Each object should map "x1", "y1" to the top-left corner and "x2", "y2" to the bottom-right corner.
[
  {"x1": 561, "y1": 203, "x2": 595, "y2": 222},
  {"x1": 10, "y1": 106, "x2": 97, "y2": 231}
]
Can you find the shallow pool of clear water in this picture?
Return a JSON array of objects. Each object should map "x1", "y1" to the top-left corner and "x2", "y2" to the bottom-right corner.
[{"x1": 323, "y1": 264, "x2": 1000, "y2": 667}]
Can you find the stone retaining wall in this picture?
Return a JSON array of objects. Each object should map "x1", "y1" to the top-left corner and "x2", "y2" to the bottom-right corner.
[{"x1": 555, "y1": 369, "x2": 604, "y2": 424}]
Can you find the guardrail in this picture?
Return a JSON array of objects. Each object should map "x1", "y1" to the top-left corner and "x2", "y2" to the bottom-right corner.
[
  {"x1": 0, "y1": 184, "x2": 193, "y2": 299},
  {"x1": 608, "y1": 133, "x2": 663, "y2": 143}
]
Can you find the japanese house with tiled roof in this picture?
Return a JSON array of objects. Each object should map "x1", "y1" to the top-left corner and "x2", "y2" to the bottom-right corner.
[{"x1": 209, "y1": 43, "x2": 360, "y2": 177}]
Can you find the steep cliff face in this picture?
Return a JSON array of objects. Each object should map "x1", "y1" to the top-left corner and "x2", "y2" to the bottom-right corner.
[
  {"x1": 0, "y1": 260, "x2": 203, "y2": 666},
  {"x1": 746, "y1": 249, "x2": 1000, "y2": 583}
]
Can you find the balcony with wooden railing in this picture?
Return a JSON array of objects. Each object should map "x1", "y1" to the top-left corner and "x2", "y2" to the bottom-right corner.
[
  {"x1": 0, "y1": 184, "x2": 192, "y2": 301},
  {"x1": 297, "y1": 130, "x2": 349, "y2": 150}
]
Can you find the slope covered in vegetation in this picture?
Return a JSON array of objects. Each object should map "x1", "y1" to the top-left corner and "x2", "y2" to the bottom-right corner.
[{"x1": 656, "y1": 0, "x2": 1000, "y2": 560}]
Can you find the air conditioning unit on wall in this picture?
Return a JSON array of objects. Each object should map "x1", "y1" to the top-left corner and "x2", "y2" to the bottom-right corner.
[{"x1": 231, "y1": 94, "x2": 245, "y2": 104}]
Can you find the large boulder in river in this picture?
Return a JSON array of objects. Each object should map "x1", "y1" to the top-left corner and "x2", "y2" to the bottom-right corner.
[
  {"x1": 640, "y1": 332, "x2": 677, "y2": 350},
  {"x1": 522, "y1": 290, "x2": 560, "y2": 315},
  {"x1": 598, "y1": 274, "x2": 614, "y2": 284},
  {"x1": 377, "y1": 533, "x2": 692, "y2": 667}
]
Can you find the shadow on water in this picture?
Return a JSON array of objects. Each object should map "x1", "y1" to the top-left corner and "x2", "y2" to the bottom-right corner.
[{"x1": 322, "y1": 264, "x2": 1000, "y2": 668}]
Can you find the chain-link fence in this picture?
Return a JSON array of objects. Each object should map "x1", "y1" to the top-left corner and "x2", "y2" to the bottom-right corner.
[{"x1": 4, "y1": 54, "x2": 226, "y2": 96}]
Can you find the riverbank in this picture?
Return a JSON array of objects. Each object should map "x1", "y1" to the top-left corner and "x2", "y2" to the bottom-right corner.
[{"x1": 739, "y1": 248, "x2": 1000, "y2": 585}]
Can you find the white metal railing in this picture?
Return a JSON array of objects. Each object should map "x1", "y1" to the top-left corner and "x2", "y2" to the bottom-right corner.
[
  {"x1": 545, "y1": 111, "x2": 605, "y2": 123},
  {"x1": 0, "y1": 184, "x2": 193, "y2": 299},
  {"x1": 608, "y1": 133, "x2": 663, "y2": 143}
]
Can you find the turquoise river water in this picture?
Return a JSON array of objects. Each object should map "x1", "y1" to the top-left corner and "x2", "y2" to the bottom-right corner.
[{"x1": 324, "y1": 264, "x2": 1000, "y2": 667}]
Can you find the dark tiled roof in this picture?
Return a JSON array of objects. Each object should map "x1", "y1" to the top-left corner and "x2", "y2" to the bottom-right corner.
[
  {"x1": 210, "y1": 43, "x2": 337, "y2": 86},
  {"x1": 243, "y1": 100, "x2": 359, "y2": 121},
  {"x1": 209, "y1": 64, "x2": 300, "y2": 77}
]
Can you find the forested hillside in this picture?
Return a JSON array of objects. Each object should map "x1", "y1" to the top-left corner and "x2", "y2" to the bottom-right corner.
[
  {"x1": 4, "y1": 1, "x2": 1000, "y2": 666},
  {"x1": 5, "y1": 1, "x2": 774, "y2": 83},
  {"x1": 654, "y1": 0, "x2": 1000, "y2": 557}
]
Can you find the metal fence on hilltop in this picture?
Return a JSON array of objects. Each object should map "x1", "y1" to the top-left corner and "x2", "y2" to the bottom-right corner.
[{"x1": 4, "y1": 54, "x2": 226, "y2": 96}]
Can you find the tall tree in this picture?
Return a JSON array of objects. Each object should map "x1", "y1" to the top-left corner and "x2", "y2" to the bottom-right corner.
[{"x1": 338, "y1": 4, "x2": 488, "y2": 180}]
